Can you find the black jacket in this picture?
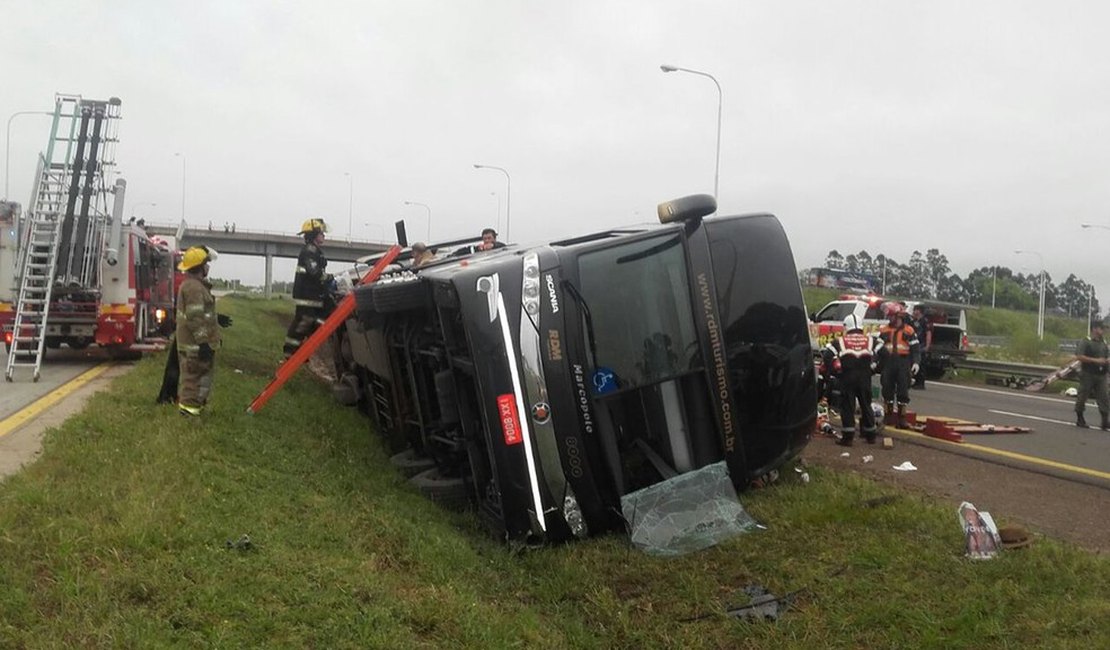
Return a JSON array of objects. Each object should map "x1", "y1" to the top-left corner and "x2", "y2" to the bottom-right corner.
[{"x1": 292, "y1": 243, "x2": 330, "y2": 307}]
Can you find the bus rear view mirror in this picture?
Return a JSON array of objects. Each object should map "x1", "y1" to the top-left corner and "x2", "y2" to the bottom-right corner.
[{"x1": 657, "y1": 194, "x2": 716, "y2": 224}]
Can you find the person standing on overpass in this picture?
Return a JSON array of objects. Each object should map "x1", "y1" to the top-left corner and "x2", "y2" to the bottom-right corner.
[{"x1": 1074, "y1": 320, "x2": 1110, "y2": 430}]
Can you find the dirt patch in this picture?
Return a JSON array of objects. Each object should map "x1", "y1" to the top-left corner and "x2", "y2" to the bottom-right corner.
[{"x1": 803, "y1": 432, "x2": 1110, "y2": 554}]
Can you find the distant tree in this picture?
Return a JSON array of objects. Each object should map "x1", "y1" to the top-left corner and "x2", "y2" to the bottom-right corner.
[
  {"x1": 825, "y1": 250, "x2": 845, "y2": 270},
  {"x1": 854, "y1": 250, "x2": 875, "y2": 276},
  {"x1": 938, "y1": 273, "x2": 969, "y2": 303},
  {"x1": 902, "y1": 250, "x2": 932, "y2": 298},
  {"x1": 925, "y1": 248, "x2": 951, "y2": 300}
]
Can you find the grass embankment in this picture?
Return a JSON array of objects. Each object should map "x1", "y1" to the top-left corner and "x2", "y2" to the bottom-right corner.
[{"x1": 1, "y1": 297, "x2": 1108, "y2": 647}]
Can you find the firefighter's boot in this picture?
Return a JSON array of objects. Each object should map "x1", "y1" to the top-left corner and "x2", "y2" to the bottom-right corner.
[
  {"x1": 836, "y1": 428, "x2": 855, "y2": 447},
  {"x1": 1077, "y1": 412, "x2": 1089, "y2": 429},
  {"x1": 884, "y1": 401, "x2": 895, "y2": 427},
  {"x1": 896, "y1": 404, "x2": 910, "y2": 430},
  {"x1": 1101, "y1": 412, "x2": 1109, "y2": 431}
]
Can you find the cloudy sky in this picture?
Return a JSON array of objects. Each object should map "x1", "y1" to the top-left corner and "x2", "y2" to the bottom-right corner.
[{"x1": 4, "y1": 1, "x2": 1110, "y2": 297}]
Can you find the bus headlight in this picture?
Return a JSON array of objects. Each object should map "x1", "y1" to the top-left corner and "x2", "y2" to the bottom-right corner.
[{"x1": 522, "y1": 253, "x2": 540, "y2": 317}]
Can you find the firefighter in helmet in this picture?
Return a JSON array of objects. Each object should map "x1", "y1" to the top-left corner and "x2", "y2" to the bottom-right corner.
[
  {"x1": 284, "y1": 218, "x2": 334, "y2": 358},
  {"x1": 823, "y1": 314, "x2": 883, "y2": 446},
  {"x1": 878, "y1": 302, "x2": 920, "y2": 429},
  {"x1": 176, "y1": 246, "x2": 221, "y2": 416}
]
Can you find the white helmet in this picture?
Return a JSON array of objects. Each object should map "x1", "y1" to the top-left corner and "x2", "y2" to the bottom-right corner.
[{"x1": 843, "y1": 314, "x2": 862, "y2": 332}]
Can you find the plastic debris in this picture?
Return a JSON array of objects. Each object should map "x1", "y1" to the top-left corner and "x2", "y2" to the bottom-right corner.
[
  {"x1": 892, "y1": 461, "x2": 917, "y2": 471},
  {"x1": 862, "y1": 455, "x2": 874, "y2": 464},
  {"x1": 225, "y1": 534, "x2": 253, "y2": 551},
  {"x1": 800, "y1": 472, "x2": 810, "y2": 484},
  {"x1": 840, "y1": 452, "x2": 850, "y2": 458},
  {"x1": 234, "y1": 368, "x2": 244, "y2": 374},
  {"x1": 727, "y1": 584, "x2": 797, "y2": 622}
]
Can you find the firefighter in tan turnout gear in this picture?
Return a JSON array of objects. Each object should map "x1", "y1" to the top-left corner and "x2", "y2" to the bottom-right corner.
[
  {"x1": 284, "y1": 218, "x2": 334, "y2": 358},
  {"x1": 176, "y1": 246, "x2": 221, "y2": 416},
  {"x1": 823, "y1": 314, "x2": 884, "y2": 446}
]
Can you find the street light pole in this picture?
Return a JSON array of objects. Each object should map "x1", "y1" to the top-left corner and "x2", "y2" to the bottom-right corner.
[
  {"x1": 473, "y1": 164, "x2": 511, "y2": 240},
  {"x1": 173, "y1": 152, "x2": 186, "y2": 222},
  {"x1": 491, "y1": 191, "x2": 500, "y2": 233},
  {"x1": 660, "y1": 64, "x2": 723, "y2": 200},
  {"x1": 991, "y1": 265, "x2": 997, "y2": 309},
  {"x1": 343, "y1": 172, "x2": 353, "y2": 243},
  {"x1": 403, "y1": 200, "x2": 432, "y2": 240},
  {"x1": 5, "y1": 111, "x2": 54, "y2": 200},
  {"x1": 1015, "y1": 249, "x2": 1045, "y2": 340}
]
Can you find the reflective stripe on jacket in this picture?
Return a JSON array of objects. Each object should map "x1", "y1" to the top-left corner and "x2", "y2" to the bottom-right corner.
[{"x1": 879, "y1": 323, "x2": 920, "y2": 362}]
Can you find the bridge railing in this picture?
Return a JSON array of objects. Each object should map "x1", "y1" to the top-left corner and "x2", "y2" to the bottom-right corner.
[{"x1": 142, "y1": 221, "x2": 387, "y2": 244}]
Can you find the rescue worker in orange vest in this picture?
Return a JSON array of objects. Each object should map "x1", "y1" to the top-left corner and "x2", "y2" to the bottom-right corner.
[
  {"x1": 878, "y1": 303, "x2": 921, "y2": 428},
  {"x1": 176, "y1": 246, "x2": 221, "y2": 417},
  {"x1": 823, "y1": 314, "x2": 884, "y2": 446},
  {"x1": 284, "y1": 218, "x2": 334, "y2": 358}
]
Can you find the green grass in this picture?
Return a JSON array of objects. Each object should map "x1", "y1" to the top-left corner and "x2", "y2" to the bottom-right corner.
[{"x1": 1, "y1": 297, "x2": 1108, "y2": 648}]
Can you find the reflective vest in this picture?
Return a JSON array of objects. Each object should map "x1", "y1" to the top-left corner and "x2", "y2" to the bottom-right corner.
[{"x1": 879, "y1": 323, "x2": 918, "y2": 357}]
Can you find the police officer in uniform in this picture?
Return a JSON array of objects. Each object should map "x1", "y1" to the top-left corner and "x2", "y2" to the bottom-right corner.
[
  {"x1": 1074, "y1": 320, "x2": 1110, "y2": 430},
  {"x1": 284, "y1": 218, "x2": 334, "y2": 358},
  {"x1": 176, "y1": 246, "x2": 221, "y2": 416},
  {"x1": 823, "y1": 314, "x2": 883, "y2": 446},
  {"x1": 878, "y1": 303, "x2": 920, "y2": 429}
]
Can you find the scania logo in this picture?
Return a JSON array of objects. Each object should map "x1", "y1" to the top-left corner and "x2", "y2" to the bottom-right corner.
[
  {"x1": 545, "y1": 274, "x2": 559, "y2": 313},
  {"x1": 531, "y1": 402, "x2": 551, "y2": 424}
]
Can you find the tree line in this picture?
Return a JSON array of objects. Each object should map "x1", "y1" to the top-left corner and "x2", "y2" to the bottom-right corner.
[{"x1": 822, "y1": 248, "x2": 1100, "y2": 319}]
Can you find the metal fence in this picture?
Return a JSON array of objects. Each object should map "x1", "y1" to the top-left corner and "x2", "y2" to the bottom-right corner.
[{"x1": 966, "y1": 335, "x2": 1081, "y2": 353}]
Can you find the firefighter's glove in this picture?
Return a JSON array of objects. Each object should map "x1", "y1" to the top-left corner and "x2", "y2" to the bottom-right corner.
[
  {"x1": 870, "y1": 362, "x2": 878, "y2": 374},
  {"x1": 198, "y1": 343, "x2": 215, "y2": 362},
  {"x1": 911, "y1": 363, "x2": 920, "y2": 376},
  {"x1": 217, "y1": 314, "x2": 233, "y2": 328}
]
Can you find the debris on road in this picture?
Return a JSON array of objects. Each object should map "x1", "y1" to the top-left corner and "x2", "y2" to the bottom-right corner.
[
  {"x1": 862, "y1": 455, "x2": 874, "y2": 464},
  {"x1": 999, "y1": 524, "x2": 1034, "y2": 550},
  {"x1": 892, "y1": 461, "x2": 918, "y2": 471},
  {"x1": 882, "y1": 436, "x2": 894, "y2": 449}
]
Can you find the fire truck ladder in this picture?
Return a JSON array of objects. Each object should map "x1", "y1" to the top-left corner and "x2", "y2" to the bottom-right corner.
[{"x1": 4, "y1": 95, "x2": 117, "y2": 382}]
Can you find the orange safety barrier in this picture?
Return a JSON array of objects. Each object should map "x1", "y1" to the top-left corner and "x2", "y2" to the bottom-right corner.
[{"x1": 246, "y1": 245, "x2": 401, "y2": 414}]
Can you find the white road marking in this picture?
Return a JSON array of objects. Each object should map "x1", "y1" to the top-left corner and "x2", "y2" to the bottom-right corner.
[
  {"x1": 932, "y1": 382, "x2": 1073, "y2": 405},
  {"x1": 987, "y1": 409, "x2": 1075, "y2": 426}
]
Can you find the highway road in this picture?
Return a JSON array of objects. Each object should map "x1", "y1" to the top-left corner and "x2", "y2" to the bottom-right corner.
[
  {"x1": 905, "y1": 381, "x2": 1110, "y2": 476},
  {"x1": 0, "y1": 348, "x2": 111, "y2": 421}
]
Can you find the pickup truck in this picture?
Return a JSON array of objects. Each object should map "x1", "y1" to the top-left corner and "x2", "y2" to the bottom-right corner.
[
  {"x1": 809, "y1": 294, "x2": 970, "y2": 380},
  {"x1": 329, "y1": 195, "x2": 817, "y2": 544}
]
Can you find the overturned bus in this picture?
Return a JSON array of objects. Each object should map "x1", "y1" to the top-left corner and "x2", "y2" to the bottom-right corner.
[{"x1": 332, "y1": 195, "x2": 816, "y2": 544}]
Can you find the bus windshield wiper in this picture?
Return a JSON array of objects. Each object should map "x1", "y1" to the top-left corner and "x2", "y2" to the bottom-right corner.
[{"x1": 562, "y1": 280, "x2": 600, "y2": 368}]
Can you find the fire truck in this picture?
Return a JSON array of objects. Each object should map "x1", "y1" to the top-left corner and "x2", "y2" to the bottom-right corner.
[{"x1": 1, "y1": 95, "x2": 176, "y2": 381}]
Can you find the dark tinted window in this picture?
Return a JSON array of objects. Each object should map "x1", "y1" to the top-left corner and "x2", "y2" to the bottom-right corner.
[
  {"x1": 577, "y1": 234, "x2": 699, "y2": 389},
  {"x1": 705, "y1": 216, "x2": 816, "y2": 474},
  {"x1": 814, "y1": 302, "x2": 856, "y2": 322}
]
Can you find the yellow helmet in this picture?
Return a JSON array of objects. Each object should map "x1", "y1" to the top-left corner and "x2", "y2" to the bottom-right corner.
[
  {"x1": 298, "y1": 218, "x2": 328, "y2": 235},
  {"x1": 177, "y1": 246, "x2": 211, "y2": 271}
]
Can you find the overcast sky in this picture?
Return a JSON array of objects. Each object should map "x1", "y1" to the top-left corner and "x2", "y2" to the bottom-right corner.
[{"x1": 4, "y1": 1, "x2": 1110, "y2": 299}]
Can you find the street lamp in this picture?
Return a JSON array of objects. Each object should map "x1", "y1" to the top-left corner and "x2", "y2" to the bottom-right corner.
[
  {"x1": 343, "y1": 172, "x2": 353, "y2": 243},
  {"x1": 403, "y1": 200, "x2": 432, "y2": 240},
  {"x1": 491, "y1": 191, "x2": 501, "y2": 233},
  {"x1": 473, "y1": 164, "x2": 511, "y2": 240},
  {"x1": 173, "y1": 152, "x2": 186, "y2": 221},
  {"x1": 660, "y1": 63, "x2": 723, "y2": 201},
  {"x1": 5, "y1": 110, "x2": 54, "y2": 200},
  {"x1": 1015, "y1": 249, "x2": 1045, "y2": 340},
  {"x1": 131, "y1": 201, "x2": 157, "y2": 220}
]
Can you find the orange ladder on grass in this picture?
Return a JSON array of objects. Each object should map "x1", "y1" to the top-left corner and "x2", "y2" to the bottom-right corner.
[{"x1": 246, "y1": 245, "x2": 400, "y2": 414}]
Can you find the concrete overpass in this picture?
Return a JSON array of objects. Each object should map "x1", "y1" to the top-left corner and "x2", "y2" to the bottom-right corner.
[{"x1": 144, "y1": 222, "x2": 392, "y2": 297}]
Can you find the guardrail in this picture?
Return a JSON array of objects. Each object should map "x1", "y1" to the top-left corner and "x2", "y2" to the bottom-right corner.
[
  {"x1": 953, "y1": 358, "x2": 1059, "y2": 377},
  {"x1": 966, "y1": 335, "x2": 1081, "y2": 353}
]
